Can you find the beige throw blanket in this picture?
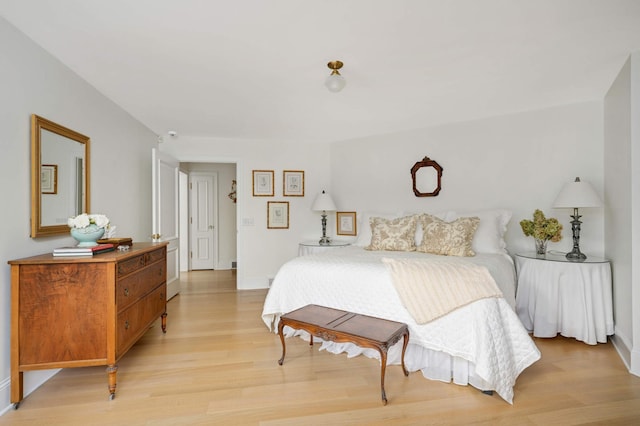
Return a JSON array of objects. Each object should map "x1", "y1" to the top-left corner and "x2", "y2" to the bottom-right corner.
[{"x1": 382, "y1": 257, "x2": 503, "y2": 324}]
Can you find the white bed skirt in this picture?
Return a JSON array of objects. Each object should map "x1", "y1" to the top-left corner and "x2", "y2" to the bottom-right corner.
[
  {"x1": 283, "y1": 326, "x2": 493, "y2": 393},
  {"x1": 264, "y1": 248, "x2": 541, "y2": 403}
]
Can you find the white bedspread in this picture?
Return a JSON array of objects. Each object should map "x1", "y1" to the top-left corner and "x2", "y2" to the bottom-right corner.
[{"x1": 262, "y1": 247, "x2": 540, "y2": 404}]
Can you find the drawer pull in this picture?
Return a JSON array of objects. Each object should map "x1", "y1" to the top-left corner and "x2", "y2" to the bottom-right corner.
[
  {"x1": 124, "y1": 320, "x2": 130, "y2": 330},
  {"x1": 124, "y1": 288, "x2": 129, "y2": 297}
]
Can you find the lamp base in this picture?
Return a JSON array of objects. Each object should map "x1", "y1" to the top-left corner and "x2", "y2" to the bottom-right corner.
[
  {"x1": 566, "y1": 249, "x2": 586, "y2": 261},
  {"x1": 318, "y1": 236, "x2": 331, "y2": 246},
  {"x1": 319, "y1": 213, "x2": 331, "y2": 245},
  {"x1": 567, "y1": 209, "x2": 587, "y2": 261}
]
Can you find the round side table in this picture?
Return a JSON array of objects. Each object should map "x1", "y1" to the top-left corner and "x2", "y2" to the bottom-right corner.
[
  {"x1": 298, "y1": 240, "x2": 350, "y2": 256},
  {"x1": 515, "y1": 252, "x2": 613, "y2": 345}
]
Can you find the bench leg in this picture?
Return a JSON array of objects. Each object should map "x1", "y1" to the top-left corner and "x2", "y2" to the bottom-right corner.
[
  {"x1": 277, "y1": 320, "x2": 286, "y2": 365},
  {"x1": 379, "y1": 329, "x2": 410, "y2": 405},
  {"x1": 400, "y1": 330, "x2": 409, "y2": 376},
  {"x1": 379, "y1": 348, "x2": 388, "y2": 405}
]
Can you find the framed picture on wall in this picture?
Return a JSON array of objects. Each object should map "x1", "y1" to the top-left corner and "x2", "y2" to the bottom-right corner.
[
  {"x1": 267, "y1": 201, "x2": 289, "y2": 229},
  {"x1": 41, "y1": 164, "x2": 58, "y2": 194},
  {"x1": 252, "y1": 170, "x2": 274, "y2": 196},
  {"x1": 336, "y1": 211, "x2": 357, "y2": 236},
  {"x1": 283, "y1": 170, "x2": 304, "y2": 196}
]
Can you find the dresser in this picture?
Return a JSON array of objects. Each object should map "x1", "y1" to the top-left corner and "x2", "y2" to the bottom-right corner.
[{"x1": 8, "y1": 242, "x2": 168, "y2": 407}]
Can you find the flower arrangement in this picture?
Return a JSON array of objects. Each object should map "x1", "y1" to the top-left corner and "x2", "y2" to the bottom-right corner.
[
  {"x1": 520, "y1": 210, "x2": 562, "y2": 254},
  {"x1": 67, "y1": 213, "x2": 110, "y2": 229}
]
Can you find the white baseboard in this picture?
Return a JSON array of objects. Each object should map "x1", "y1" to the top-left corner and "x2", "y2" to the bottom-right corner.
[
  {"x1": 215, "y1": 259, "x2": 235, "y2": 270},
  {"x1": 0, "y1": 369, "x2": 60, "y2": 416},
  {"x1": 631, "y1": 346, "x2": 640, "y2": 377},
  {"x1": 0, "y1": 377, "x2": 11, "y2": 416},
  {"x1": 611, "y1": 334, "x2": 631, "y2": 371}
]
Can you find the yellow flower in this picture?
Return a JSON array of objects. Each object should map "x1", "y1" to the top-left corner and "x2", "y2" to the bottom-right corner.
[{"x1": 520, "y1": 209, "x2": 563, "y2": 242}]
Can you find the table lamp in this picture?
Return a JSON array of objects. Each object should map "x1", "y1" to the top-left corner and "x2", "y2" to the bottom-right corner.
[
  {"x1": 552, "y1": 177, "x2": 602, "y2": 260},
  {"x1": 311, "y1": 190, "x2": 337, "y2": 245}
]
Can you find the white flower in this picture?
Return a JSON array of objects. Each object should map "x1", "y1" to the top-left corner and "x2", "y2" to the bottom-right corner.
[
  {"x1": 68, "y1": 213, "x2": 90, "y2": 228},
  {"x1": 91, "y1": 214, "x2": 110, "y2": 228},
  {"x1": 68, "y1": 213, "x2": 110, "y2": 229}
]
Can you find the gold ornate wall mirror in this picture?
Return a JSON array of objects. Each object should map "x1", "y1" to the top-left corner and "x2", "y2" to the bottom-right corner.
[
  {"x1": 31, "y1": 114, "x2": 90, "y2": 237},
  {"x1": 410, "y1": 156, "x2": 443, "y2": 197}
]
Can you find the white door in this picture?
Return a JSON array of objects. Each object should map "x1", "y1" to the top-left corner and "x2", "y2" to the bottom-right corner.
[
  {"x1": 190, "y1": 173, "x2": 217, "y2": 270},
  {"x1": 152, "y1": 148, "x2": 180, "y2": 300},
  {"x1": 179, "y1": 171, "x2": 189, "y2": 272}
]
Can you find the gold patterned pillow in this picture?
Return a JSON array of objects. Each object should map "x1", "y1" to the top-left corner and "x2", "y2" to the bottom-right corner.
[
  {"x1": 365, "y1": 215, "x2": 418, "y2": 251},
  {"x1": 417, "y1": 214, "x2": 479, "y2": 256}
]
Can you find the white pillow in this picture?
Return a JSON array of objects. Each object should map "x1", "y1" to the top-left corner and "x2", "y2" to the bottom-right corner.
[
  {"x1": 447, "y1": 209, "x2": 512, "y2": 255},
  {"x1": 354, "y1": 212, "x2": 403, "y2": 247},
  {"x1": 404, "y1": 211, "x2": 452, "y2": 247}
]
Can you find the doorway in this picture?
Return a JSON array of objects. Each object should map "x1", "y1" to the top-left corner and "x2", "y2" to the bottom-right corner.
[{"x1": 180, "y1": 162, "x2": 237, "y2": 271}]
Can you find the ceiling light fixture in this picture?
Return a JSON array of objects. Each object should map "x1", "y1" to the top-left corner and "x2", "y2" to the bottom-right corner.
[{"x1": 325, "y1": 60, "x2": 346, "y2": 93}]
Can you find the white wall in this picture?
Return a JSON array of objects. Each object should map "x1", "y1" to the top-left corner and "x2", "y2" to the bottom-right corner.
[
  {"x1": 604, "y1": 52, "x2": 640, "y2": 376},
  {"x1": 604, "y1": 57, "x2": 633, "y2": 367},
  {"x1": 161, "y1": 102, "x2": 605, "y2": 293},
  {"x1": 160, "y1": 137, "x2": 331, "y2": 289},
  {"x1": 0, "y1": 17, "x2": 158, "y2": 412},
  {"x1": 181, "y1": 162, "x2": 237, "y2": 269},
  {"x1": 329, "y1": 101, "x2": 605, "y2": 257},
  {"x1": 633, "y1": 52, "x2": 640, "y2": 378}
]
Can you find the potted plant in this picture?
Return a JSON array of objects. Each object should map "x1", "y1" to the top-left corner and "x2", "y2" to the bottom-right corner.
[
  {"x1": 520, "y1": 209, "x2": 562, "y2": 255},
  {"x1": 68, "y1": 213, "x2": 110, "y2": 247}
]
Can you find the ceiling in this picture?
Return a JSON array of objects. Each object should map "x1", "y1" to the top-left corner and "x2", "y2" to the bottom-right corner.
[{"x1": 2, "y1": 0, "x2": 640, "y2": 143}]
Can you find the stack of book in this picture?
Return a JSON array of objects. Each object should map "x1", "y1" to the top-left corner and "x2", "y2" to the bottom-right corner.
[{"x1": 53, "y1": 243, "x2": 115, "y2": 257}]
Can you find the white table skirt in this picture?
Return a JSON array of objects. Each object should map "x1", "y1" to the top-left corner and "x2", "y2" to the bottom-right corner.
[
  {"x1": 515, "y1": 255, "x2": 614, "y2": 345},
  {"x1": 298, "y1": 241, "x2": 350, "y2": 256}
]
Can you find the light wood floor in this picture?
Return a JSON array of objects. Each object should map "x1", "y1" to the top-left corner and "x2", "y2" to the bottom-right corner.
[{"x1": 2, "y1": 270, "x2": 640, "y2": 425}]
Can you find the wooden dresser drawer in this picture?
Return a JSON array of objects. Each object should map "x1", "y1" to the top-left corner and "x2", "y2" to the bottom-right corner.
[
  {"x1": 117, "y1": 254, "x2": 145, "y2": 277},
  {"x1": 116, "y1": 261, "x2": 165, "y2": 311},
  {"x1": 146, "y1": 247, "x2": 166, "y2": 265},
  {"x1": 117, "y1": 247, "x2": 167, "y2": 278},
  {"x1": 116, "y1": 284, "x2": 166, "y2": 356}
]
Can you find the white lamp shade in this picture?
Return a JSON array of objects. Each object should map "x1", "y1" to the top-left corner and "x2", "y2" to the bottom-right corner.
[
  {"x1": 552, "y1": 177, "x2": 602, "y2": 208},
  {"x1": 312, "y1": 190, "x2": 337, "y2": 212},
  {"x1": 325, "y1": 74, "x2": 346, "y2": 92}
]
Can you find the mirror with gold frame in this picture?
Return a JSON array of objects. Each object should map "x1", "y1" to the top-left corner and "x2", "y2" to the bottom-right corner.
[
  {"x1": 410, "y1": 156, "x2": 443, "y2": 197},
  {"x1": 31, "y1": 114, "x2": 90, "y2": 238}
]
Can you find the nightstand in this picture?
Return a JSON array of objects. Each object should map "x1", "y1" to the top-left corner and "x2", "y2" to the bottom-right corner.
[
  {"x1": 298, "y1": 240, "x2": 350, "y2": 256},
  {"x1": 515, "y1": 252, "x2": 614, "y2": 345}
]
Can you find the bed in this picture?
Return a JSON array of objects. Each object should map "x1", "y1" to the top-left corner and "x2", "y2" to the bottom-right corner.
[{"x1": 262, "y1": 210, "x2": 541, "y2": 404}]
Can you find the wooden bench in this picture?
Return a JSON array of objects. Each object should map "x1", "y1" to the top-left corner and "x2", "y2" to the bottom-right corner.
[{"x1": 277, "y1": 304, "x2": 409, "y2": 405}]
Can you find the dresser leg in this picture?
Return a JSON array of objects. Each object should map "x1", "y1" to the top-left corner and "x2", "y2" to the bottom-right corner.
[
  {"x1": 161, "y1": 312, "x2": 167, "y2": 333},
  {"x1": 106, "y1": 364, "x2": 118, "y2": 400},
  {"x1": 11, "y1": 370, "x2": 23, "y2": 408}
]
